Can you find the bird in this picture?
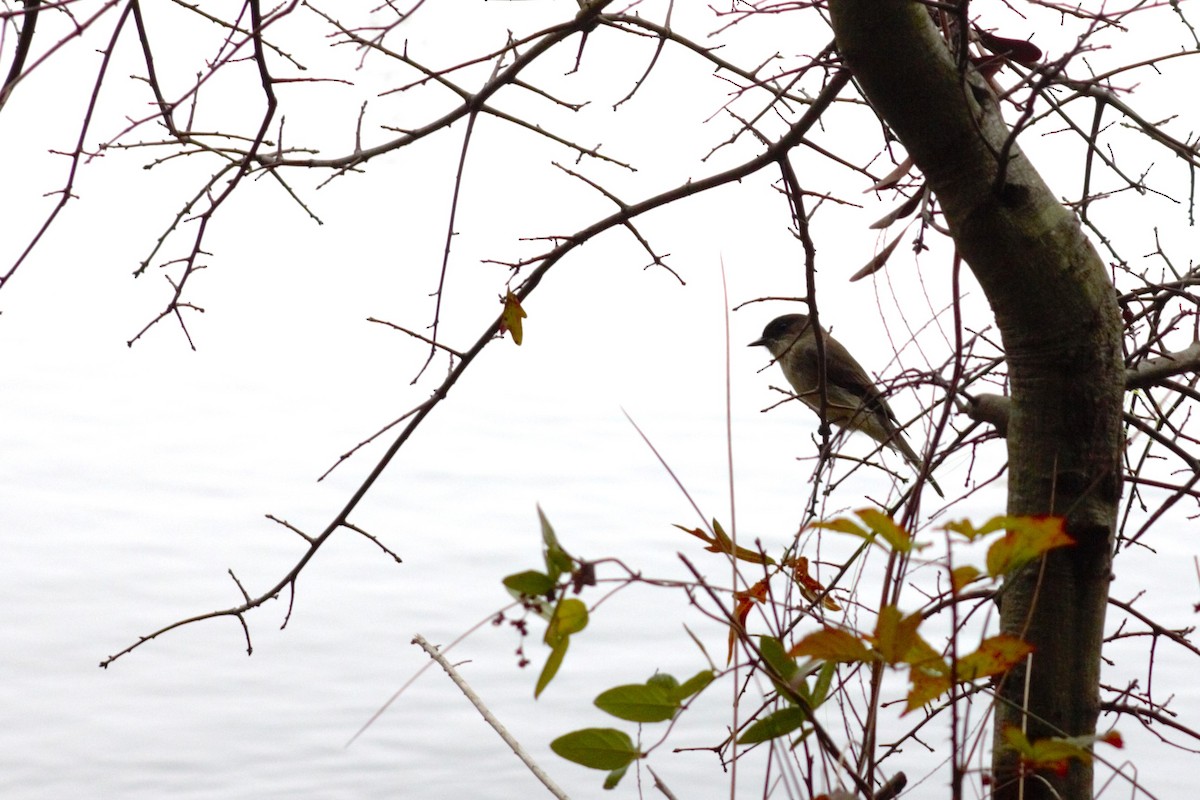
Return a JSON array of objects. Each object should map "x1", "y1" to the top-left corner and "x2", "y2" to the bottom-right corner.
[{"x1": 750, "y1": 313, "x2": 943, "y2": 497}]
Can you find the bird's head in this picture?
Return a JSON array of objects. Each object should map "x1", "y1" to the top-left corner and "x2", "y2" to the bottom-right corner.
[{"x1": 749, "y1": 313, "x2": 811, "y2": 358}]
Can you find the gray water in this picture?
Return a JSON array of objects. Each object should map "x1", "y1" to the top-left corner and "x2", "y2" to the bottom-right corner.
[{"x1": 4, "y1": 313, "x2": 1198, "y2": 799}]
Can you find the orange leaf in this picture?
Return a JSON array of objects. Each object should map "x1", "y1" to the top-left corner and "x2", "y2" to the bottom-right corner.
[
  {"x1": 727, "y1": 580, "x2": 770, "y2": 664},
  {"x1": 784, "y1": 556, "x2": 840, "y2": 611},
  {"x1": 673, "y1": 522, "x2": 775, "y2": 565}
]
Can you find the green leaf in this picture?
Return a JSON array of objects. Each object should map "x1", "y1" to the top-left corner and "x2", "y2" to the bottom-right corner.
[
  {"x1": 738, "y1": 706, "x2": 808, "y2": 744},
  {"x1": 603, "y1": 763, "x2": 630, "y2": 790},
  {"x1": 538, "y1": 505, "x2": 574, "y2": 579},
  {"x1": 502, "y1": 570, "x2": 556, "y2": 598},
  {"x1": 550, "y1": 728, "x2": 640, "y2": 771},
  {"x1": 646, "y1": 673, "x2": 679, "y2": 694},
  {"x1": 595, "y1": 683, "x2": 677, "y2": 723},
  {"x1": 759, "y1": 636, "x2": 799, "y2": 683},
  {"x1": 806, "y1": 657, "x2": 835, "y2": 705},
  {"x1": 674, "y1": 669, "x2": 715, "y2": 702},
  {"x1": 535, "y1": 637, "x2": 569, "y2": 698}
]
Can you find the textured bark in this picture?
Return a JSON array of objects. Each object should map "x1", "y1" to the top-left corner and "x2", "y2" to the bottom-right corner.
[{"x1": 828, "y1": 4, "x2": 1124, "y2": 799}]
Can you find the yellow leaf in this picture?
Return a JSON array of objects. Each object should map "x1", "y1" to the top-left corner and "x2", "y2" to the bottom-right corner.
[
  {"x1": 950, "y1": 565, "x2": 982, "y2": 593},
  {"x1": 1002, "y1": 726, "x2": 1094, "y2": 778},
  {"x1": 788, "y1": 627, "x2": 876, "y2": 664},
  {"x1": 811, "y1": 509, "x2": 926, "y2": 554},
  {"x1": 499, "y1": 290, "x2": 527, "y2": 345},
  {"x1": 985, "y1": 516, "x2": 1074, "y2": 578},
  {"x1": 954, "y1": 634, "x2": 1033, "y2": 682},
  {"x1": 905, "y1": 665, "x2": 951, "y2": 713},
  {"x1": 809, "y1": 517, "x2": 869, "y2": 538},
  {"x1": 855, "y1": 508, "x2": 918, "y2": 553},
  {"x1": 869, "y1": 606, "x2": 924, "y2": 665},
  {"x1": 545, "y1": 597, "x2": 589, "y2": 647}
]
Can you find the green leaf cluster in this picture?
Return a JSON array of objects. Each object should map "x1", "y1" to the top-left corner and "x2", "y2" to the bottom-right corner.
[
  {"x1": 737, "y1": 636, "x2": 835, "y2": 745},
  {"x1": 500, "y1": 507, "x2": 590, "y2": 697},
  {"x1": 551, "y1": 670, "x2": 714, "y2": 789}
]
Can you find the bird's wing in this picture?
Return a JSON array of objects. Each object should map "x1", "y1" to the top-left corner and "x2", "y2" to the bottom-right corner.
[{"x1": 814, "y1": 337, "x2": 899, "y2": 424}]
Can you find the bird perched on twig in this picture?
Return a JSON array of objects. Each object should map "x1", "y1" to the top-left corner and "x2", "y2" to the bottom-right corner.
[{"x1": 750, "y1": 313, "x2": 943, "y2": 497}]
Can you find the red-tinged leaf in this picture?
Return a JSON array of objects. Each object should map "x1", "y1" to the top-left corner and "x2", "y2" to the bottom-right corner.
[
  {"x1": 985, "y1": 516, "x2": 1075, "y2": 578},
  {"x1": 970, "y1": 56, "x2": 1006, "y2": 80},
  {"x1": 499, "y1": 290, "x2": 527, "y2": 345},
  {"x1": 788, "y1": 627, "x2": 876, "y2": 664},
  {"x1": 977, "y1": 30, "x2": 1043, "y2": 65},
  {"x1": 1100, "y1": 730, "x2": 1124, "y2": 749},
  {"x1": 869, "y1": 190, "x2": 924, "y2": 230},
  {"x1": 868, "y1": 155, "x2": 915, "y2": 191},
  {"x1": 728, "y1": 580, "x2": 770, "y2": 664},
  {"x1": 955, "y1": 635, "x2": 1033, "y2": 682},
  {"x1": 784, "y1": 556, "x2": 841, "y2": 611},
  {"x1": 869, "y1": 606, "x2": 924, "y2": 665},
  {"x1": 850, "y1": 229, "x2": 905, "y2": 282}
]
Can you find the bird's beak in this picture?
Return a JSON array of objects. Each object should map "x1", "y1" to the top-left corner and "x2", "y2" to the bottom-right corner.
[{"x1": 748, "y1": 337, "x2": 767, "y2": 348}]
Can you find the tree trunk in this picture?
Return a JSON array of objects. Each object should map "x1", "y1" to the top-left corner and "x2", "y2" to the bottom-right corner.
[{"x1": 827, "y1": 3, "x2": 1124, "y2": 798}]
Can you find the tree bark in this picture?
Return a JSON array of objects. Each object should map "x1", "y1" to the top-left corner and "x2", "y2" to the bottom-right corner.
[{"x1": 828, "y1": 4, "x2": 1124, "y2": 799}]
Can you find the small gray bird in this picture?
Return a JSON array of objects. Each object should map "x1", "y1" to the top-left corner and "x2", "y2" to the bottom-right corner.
[{"x1": 750, "y1": 313, "x2": 942, "y2": 497}]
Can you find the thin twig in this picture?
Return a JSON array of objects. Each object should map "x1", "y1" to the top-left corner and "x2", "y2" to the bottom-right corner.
[{"x1": 412, "y1": 634, "x2": 570, "y2": 800}]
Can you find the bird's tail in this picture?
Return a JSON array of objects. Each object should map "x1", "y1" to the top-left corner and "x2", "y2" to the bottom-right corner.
[{"x1": 890, "y1": 431, "x2": 944, "y2": 498}]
